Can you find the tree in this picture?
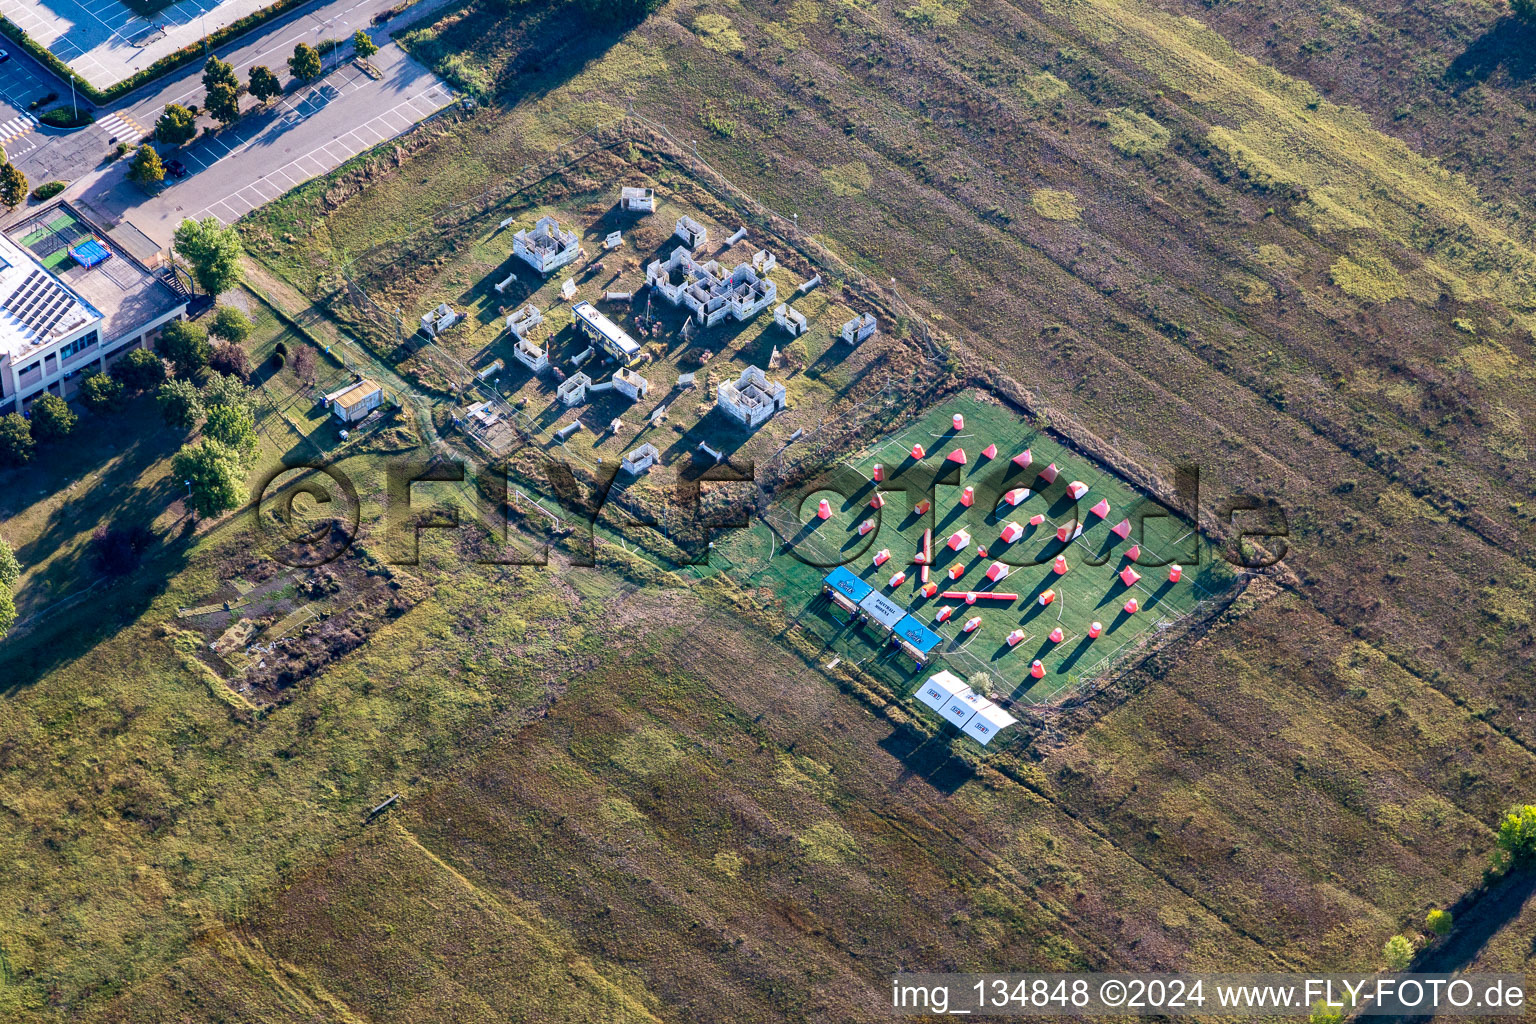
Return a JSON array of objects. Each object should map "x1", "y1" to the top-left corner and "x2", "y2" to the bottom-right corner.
[
  {"x1": 0, "y1": 412, "x2": 34, "y2": 466},
  {"x1": 1498, "y1": 805, "x2": 1536, "y2": 863},
  {"x1": 249, "y1": 64, "x2": 283, "y2": 104},
  {"x1": 79, "y1": 371, "x2": 126, "y2": 413},
  {"x1": 209, "y1": 342, "x2": 251, "y2": 381},
  {"x1": 173, "y1": 217, "x2": 244, "y2": 296},
  {"x1": 209, "y1": 305, "x2": 253, "y2": 344},
  {"x1": 29, "y1": 393, "x2": 75, "y2": 442},
  {"x1": 201, "y1": 372, "x2": 254, "y2": 411},
  {"x1": 174, "y1": 439, "x2": 245, "y2": 519},
  {"x1": 157, "y1": 378, "x2": 204, "y2": 432},
  {"x1": 1383, "y1": 934, "x2": 1415, "y2": 972},
  {"x1": 288, "y1": 42, "x2": 323, "y2": 82},
  {"x1": 158, "y1": 319, "x2": 211, "y2": 377},
  {"x1": 1426, "y1": 909, "x2": 1453, "y2": 936},
  {"x1": 1513, "y1": 0, "x2": 1535, "y2": 23},
  {"x1": 0, "y1": 537, "x2": 19, "y2": 589},
  {"x1": 155, "y1": 103, "x2": 198, "y2": 146},
  {"x1": 113, "y1": 347, "x2": 166, "y2": 391},
  {"x1": 0, "y1": 163, "x2": 27, "y2": 209},
  {"x1": 126, "y1": 143, "x2": 165, "y2": 189},
  {"x1": 206, "y1": 81, "x2": 241, "y2": 126},
  {"x1": 290, "y1": 343, "x2": 317, "y2": 383},
  {"x1": 352, "y1": 30, "x2": 378, "y2": 58},
  {"x1": 203, "y1": 402, "x2": 258, "y2": 461},
  {"x1": 0, "y1": 588, "x2": 14, "y2": 642},
  {"x1": 201, "y1": 55, "x2": 238, "y2": 94}
]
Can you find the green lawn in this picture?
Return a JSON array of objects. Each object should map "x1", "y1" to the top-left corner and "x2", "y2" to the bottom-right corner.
[{"x1": 722, "y1": 391, "x2": 1235, "y2": 705}]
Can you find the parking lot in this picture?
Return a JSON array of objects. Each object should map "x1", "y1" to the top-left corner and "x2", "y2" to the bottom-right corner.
[
  {"x1": 0, "y1": 0, "x2": 272, "y2": 90},
  {"x1": 0, "y1": 48, "x2": 65, "y2": 161}
]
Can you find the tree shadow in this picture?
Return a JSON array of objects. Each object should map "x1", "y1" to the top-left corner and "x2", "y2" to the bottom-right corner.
[{"x1": 1446, "y1": 17, "x2": 1536, "y2": 89}]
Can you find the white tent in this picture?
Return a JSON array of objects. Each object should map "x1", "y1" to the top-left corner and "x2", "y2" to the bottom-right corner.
[
  {"x1": 914, "y1": 671, "x2": 970, "y2": 713},
  {"x1": 962, "y1": 703, "x2": 1018, "y2": 746}
]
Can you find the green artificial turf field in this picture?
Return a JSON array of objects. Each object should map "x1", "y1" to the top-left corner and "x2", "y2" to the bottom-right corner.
[{"x1": 727, "y1": 391, "x2": 1235, "y2": 706}]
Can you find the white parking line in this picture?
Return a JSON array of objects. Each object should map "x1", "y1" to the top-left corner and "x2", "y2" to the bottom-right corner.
[{"x1": 191, "y1": 83, "x2": 454, "y2": 224}]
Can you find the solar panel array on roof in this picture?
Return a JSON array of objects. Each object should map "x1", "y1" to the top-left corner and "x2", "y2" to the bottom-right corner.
[{"x1": 3, "y1": 269, "x2": 77, "y2": 339}]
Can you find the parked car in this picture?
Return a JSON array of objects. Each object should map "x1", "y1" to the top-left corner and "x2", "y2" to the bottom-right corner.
[{"x1": 0, "y1": 49, "x2": 11, "y2": 63}]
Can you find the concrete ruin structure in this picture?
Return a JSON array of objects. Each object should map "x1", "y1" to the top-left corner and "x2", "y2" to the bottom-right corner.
[
  {"x1": 506, "y1": 303, "x2": 542, "y2": 340},
  {"x1": 620, "y1": 442, "x2": 660, "y2": 474},
  {"x1": 645, "y1": 247, "x2": 777, "y2": 328},
  {"x1": 420, "y1": 303, "x2": 460, "y2": 337},
  {"x1": 716, "y1": 365, "x2": 787, "y2": 429},
  {"x1": 620, "y1": 186, "x2": 655, "y2": 213},
  {"x1": 557, "y1": 371, "x2": 593, "y2": 406},
  {"x1": 512, "y1": 335, "x2": 549, "y2": 373},
  {"x1": 752, "y1": 250, "x2": 777, "y2": 274},
  {"x1": 774, "y1": 303, "x2": 809, "y2": 337},
  {"x1": 611, "y1": 366, "x2": 649, "y2": 401},
  {"x1": 513, "y1": 215, "x2": 580, "y2": 275},
  {"x1": 674, "y1": 215, "x2": 708, "y2": 250},
  {"x1": 841, "y1": 312, "x2": 877, "y2": 345}
]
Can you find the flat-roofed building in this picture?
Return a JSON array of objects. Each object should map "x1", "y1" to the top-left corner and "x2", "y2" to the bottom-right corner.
[
  {"x1": 571, "y1": 300, "x2": 642, "y2": 366},
  {"x1": 328, "y1": 379, "x2": 384, "y2": 423},
  {"x1": 0, "y1": 202, "x2": 186, "y2": 414}
]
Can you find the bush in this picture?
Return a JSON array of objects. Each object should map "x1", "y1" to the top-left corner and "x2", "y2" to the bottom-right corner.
[
  {"x1": 29, "y1": 180, "x2": 66, "y2": 201},
  {"x1": 1426, "y1": 909, "x2": 1453, "y2": 936},
  {"x1": 28, "y1": 393, "x2": 76, "y2": 442},
  {"x1": 1498, "y1": 805, "x2": 1536, "y2": 863},
  {"x1": 1382, "y1": 934, "x2": 1415, "y2": 971},
  {"x1": 27, "y1": 93, "x2": 57, "y2": 110},
  {"x1": 37, "y1": 107, "x2": 93, "y2": 128},
  {"x1": 91, "y1": 523, "x2": 154, "y2": 576}
]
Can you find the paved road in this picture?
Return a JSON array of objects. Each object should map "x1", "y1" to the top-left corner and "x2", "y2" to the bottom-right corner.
[{"x1": 5, "y1": 0, "x2": 456, "y2": 246}]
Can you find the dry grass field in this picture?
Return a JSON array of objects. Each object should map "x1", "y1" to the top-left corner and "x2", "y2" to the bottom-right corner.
[{"x1": 1, "y1": 0, "x2": 1535, "y2": 1016}]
